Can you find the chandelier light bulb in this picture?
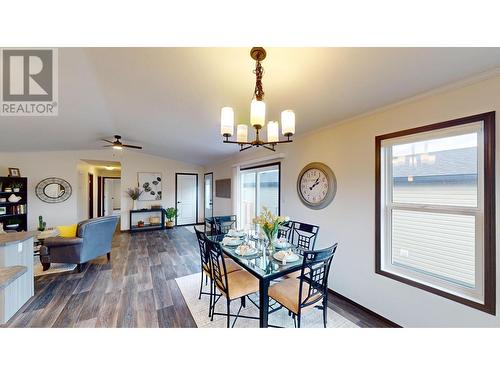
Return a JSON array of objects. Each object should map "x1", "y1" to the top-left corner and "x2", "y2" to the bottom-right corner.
[
  {"x1": 236, "y1": 124, "x2": 248, "y2": 143},
  {"x1": 220, "y1": 107, "x2": 234, "y2": 136},
  {"x1": 281, "y1": 110, "x2": 295, "y2": 136},
  {"x1": 267, "y1": 121, "x2": 279, "y2": 143},
  {"x1": 250, "y1": 99, "x2": 266, "y2": 127}
]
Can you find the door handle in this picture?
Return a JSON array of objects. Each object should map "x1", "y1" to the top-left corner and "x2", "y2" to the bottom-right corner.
[{"x1": 177, "y1": 201, "x2": 181, "y2": 203}]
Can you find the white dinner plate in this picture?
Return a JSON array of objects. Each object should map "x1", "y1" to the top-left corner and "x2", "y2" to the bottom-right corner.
[
  {"x1": 228, "y1": 229, "x2": 246, "y2": 238},
  {"x1": 223, "y1": 237, "x2": 243, "y2": 247},
  {"x1": 273, "y1": 251, "x2": 299, "y2": 263},
  {"x1": 274, "y1": 241, "x2": 291, "y2": 249},
  {"x1": 235, "y1": 247, "x2": 258, "y2": 256}
]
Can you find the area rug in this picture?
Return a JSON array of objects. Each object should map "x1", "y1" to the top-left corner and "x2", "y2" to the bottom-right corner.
[
  {"x1": 33, "y1": 257, "x2": 76, "y2": 277},
  {"x1": 175, "y1": 272, "x2": 359, "y2": 328}
]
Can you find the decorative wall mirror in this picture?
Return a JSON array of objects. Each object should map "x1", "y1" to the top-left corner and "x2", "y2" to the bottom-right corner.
[{"x1": 36, "y1": 177, "x2": 72, "y2": 203}]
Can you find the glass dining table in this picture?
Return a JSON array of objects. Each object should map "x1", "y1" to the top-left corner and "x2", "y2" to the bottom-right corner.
[{"x1": 208, "y1": 233, "x2": 304, "y2": 328}]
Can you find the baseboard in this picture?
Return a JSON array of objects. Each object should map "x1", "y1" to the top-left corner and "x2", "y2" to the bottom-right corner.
[
  {"x1": 175, "y1": 222, "x2": 203, "y2": 227},
  {"x1": 121, "y1": 223, "x2": 203, "y2": 231},
  {"x1": 328, "y1": 288, "x2": 401, "y2": 328}
]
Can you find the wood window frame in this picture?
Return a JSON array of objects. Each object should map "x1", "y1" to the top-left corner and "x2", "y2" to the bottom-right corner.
[{"x1": 375, "y1": 111, "x2": 496, "y2": 315}]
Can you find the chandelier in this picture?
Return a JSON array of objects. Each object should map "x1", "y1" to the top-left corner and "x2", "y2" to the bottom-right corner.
[{"x1": 220, "y1": 47, "x2": 295, "y2": 152}]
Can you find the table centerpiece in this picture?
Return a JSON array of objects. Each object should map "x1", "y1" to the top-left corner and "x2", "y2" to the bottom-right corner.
[{"x1": 252, "y1": 207, "x2": 289, "y2": 254}]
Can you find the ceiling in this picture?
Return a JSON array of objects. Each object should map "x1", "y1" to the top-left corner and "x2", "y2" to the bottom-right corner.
[{"x1": 2, "y1": 48, "x2": 500, "y2": 165}]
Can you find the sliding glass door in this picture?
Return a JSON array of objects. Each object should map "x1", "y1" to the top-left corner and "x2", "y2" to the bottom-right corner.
[{"x1": 240, "y1": 163, "x2": 280, "y2": 229}]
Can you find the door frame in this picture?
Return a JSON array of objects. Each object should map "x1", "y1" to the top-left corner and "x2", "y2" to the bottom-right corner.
[
  {"x1": 97, "y1": 176, "x2": 103, "y2": 217},
  {"x1": 204, "y1": 172, "x2": 214, "y2": 219},
  {"x1": 88, "y1": 173, "x2": 94, "y2": 219},
  {"x1": 101, "y1": 176, "x2": 121, "y2": 216},
  {"x1": 175, "y1": 172, "x2": 199, "y2": 226}
]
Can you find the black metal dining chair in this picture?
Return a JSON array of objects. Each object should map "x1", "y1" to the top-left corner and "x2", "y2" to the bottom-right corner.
[
  {"x1": 204, "y1": 217, "x2": 217, "y2": 236},
  {"x1": 213, "y1": 215, "x2": 237, "y2": 235},
  {"x1": 268, "y1": 244, "x2": 337, "y2": 328},
  {"x1": 283, "y1": 221, "x2": 320, "y2": 279},
  {"x1": 206, "y1": 238, "x2": 260, "y2": 328},
  {"x1": 278, "y1": 220, "x2": 294, "y2": 241},
  {"x1": 289, "y1": 221, "x2": 320, "y2": 253},
  {"x1": 194, "y1": 227, "x2": 241, "y2": 317}
]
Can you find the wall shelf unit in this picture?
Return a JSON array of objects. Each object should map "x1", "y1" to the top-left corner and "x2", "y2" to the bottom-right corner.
[{"x1": 0, "y1": 177, "x2": 28, "y2": 232}]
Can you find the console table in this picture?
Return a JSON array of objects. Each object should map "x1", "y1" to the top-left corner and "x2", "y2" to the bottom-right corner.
[{"x1": 129, "y1": 208, "x2": 165, "y2": 233}]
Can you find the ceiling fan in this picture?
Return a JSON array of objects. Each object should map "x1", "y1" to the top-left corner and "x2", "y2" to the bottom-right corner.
[{"x1": 102, "y1": 135, "x2": 142, "y2": 150}]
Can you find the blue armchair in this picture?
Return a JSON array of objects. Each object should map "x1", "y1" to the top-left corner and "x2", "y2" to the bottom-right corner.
[{"x1": 39, "y1": 216, "x2": 118, "y2": 272}]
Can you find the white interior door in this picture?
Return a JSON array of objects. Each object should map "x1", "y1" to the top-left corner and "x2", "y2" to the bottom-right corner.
[
  {"x1": 111, "y1": 179, "x2": 121, "y2": 211},
  {"x1": 104, "y1": 178, "x2": 121, "y2": 216},
  {"x1": 104, "y1": 180, "x2": 112, "y2": 216},
  {"x1": 177, "y1": 174, "x2": 197, "y2": 225},
  {"x1": 204, "y1": 173, "x2": 213, "y2": 219}
]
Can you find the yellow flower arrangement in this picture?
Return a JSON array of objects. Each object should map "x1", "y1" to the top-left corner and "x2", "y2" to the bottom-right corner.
[{"x1": 252, "y1": 207, "x2": 289, "y2": 248}]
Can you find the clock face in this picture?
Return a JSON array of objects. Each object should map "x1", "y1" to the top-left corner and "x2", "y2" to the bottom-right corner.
[
  {"x1": 297, "y1": 163, "x2": 337, "y2": 209},
  {"x1": 299, "y1": 168, "x2": 329, "y2": 204}
]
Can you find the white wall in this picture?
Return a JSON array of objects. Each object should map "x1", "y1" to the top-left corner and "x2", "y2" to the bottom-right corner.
[
  {"x1": 205, "y1": 74, "x2": 500, "y2": 327},
  {"x1": 76, "y1": 161, "x2": 99, "y2": 222},
  {"x1": 0, "y1": 150, "x2": 204, "y2": 231}
]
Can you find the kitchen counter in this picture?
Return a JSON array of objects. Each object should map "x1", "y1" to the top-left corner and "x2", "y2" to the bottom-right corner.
[
  {"x1": 0, "y1": 231, "x2": 38, "y2": 246},
  {"x1": 0, "y1": 232, "x2": 35, "y2": 324},
  {"x1": 0, "y1": 266, "x2": 27, "y2": 290}
]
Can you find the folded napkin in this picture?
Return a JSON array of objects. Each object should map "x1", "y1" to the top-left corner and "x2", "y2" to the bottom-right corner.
[
  {"x1": 237, "y1": 244, "x2": 252, "y2": 255},
  {"x1": 275, "y1": 250, "x2": 295, "y2": 263}
]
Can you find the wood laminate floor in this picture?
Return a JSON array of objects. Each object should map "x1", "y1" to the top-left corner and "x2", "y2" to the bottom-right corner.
[{"x1": 2, "y1": 227, "x2": 395, "y2": 328}]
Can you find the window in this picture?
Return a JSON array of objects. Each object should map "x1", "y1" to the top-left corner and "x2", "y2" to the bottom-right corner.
[
  {"x1": 375, "y1": 112, "x2": 495, "y2": 314},
  {"x1": 240, "y1": 163, "x2": 280, "y2": 229}
]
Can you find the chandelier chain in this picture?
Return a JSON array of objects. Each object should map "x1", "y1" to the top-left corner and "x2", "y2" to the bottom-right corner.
[{"x1": 253, "y1": 60, "x2": 265, "y2": 101}]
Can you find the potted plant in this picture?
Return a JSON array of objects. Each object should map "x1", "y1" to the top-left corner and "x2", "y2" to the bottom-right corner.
[
  {"x1": 137, "y1": 220, "x2": 145, "y2": 228},
  {"x1": 38, "y1": 215, "x2": 47, "y2": 231},
  {"x1": 126, "y1": 187, "x2": 143, "y2": 210},
  {"x1": 11, "y1": 182, "x2": 23, "y2": 193},
  {"x1": 165, "y1": 207, "x2": 178, "y2": 228}
]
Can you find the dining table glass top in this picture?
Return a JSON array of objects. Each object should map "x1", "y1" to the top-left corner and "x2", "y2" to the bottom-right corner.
[{"x1": 207, "y1": 233, "x2": 304, "y2": 280}]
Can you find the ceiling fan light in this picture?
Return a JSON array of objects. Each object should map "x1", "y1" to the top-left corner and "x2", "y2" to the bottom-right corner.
[
  {"x1": 250, "y1": 99, "x2": 266, "y2": 127},
  {"x1": 281, "y1": 110, "x2": 295, "y2": 136},
  {"x1": 236, "y1": 124, "x2": 248, "y2": 143},
  {"x1": 267, "y1": 121, "x2": 279, "y2": 143},
  {"x1": 220, "y1": 107, "x2": 234, "y2": 136},
  {"x1": 112, "y1": 145, "x2": 123, "y2": 150}
]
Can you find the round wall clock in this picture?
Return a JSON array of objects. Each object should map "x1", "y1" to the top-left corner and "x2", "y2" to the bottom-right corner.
[{"x1": 297, "y1": 162, "x2": 337, "y2": 209}]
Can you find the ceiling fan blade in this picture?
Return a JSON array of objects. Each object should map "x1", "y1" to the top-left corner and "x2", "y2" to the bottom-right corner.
[
  {"x1": 103, "y1": 145, "x2": 115, "y2": 148},
  {"x1": 102, "y1": 139, "x2": 115, "y2": 144},
  {"x1": 123, "y1": 144, "x2": 143, "y2": 150}
]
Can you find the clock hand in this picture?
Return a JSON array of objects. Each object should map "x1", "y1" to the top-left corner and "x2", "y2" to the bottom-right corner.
[{"x1": 309, "y1": 177, "x2": 320, "y2": 190}]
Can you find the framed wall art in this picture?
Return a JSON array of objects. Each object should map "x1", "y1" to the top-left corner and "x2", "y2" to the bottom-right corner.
[{"x1": 138, "y1": 172, "x2": 162, "y2": 201}]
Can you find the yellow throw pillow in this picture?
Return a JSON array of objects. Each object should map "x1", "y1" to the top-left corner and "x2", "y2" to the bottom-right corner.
[{"x1": 57, "y1": 224, "x2": 78, "y2": 238}]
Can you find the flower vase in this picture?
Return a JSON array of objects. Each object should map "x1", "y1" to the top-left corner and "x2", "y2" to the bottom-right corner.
[
  {"x1": 133, "y1": 200, "x2": 137, "y2": 211},
  {"x1": 265, "y1": 232, "x2": 276, "y2": 254}
]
